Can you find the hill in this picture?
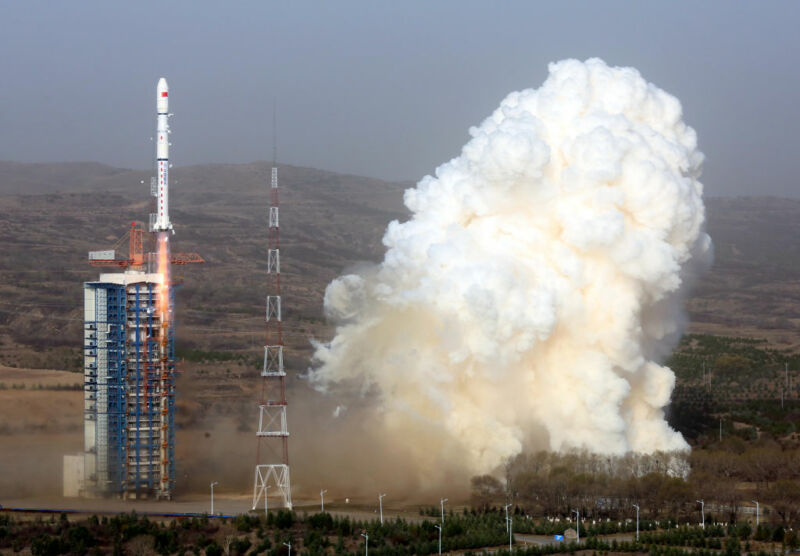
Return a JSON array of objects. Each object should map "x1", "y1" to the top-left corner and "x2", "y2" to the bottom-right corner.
[
  {"x1": 1, "y1": 161, "x2": 799, "y2": 497},
  {"x1": 0, "y1": 161, "x2": 408, "y2": 368},
  {"x1": 2, "y1": 161, "x2": 799, "y2": 364},
  {"x1": 690, "y1": 196, "x2": 800, "y2": 345}
]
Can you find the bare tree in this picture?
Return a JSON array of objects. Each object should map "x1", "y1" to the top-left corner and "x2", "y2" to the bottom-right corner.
[
  {"x1": 766, "y1": 480, "x2": 800, "y2": 524},
  {"x1": 126, "y1": 534, "x2": 155, "y2": 556},
  {"x1": 470, "y1": 474, "x2": 503, "y2": 508}
]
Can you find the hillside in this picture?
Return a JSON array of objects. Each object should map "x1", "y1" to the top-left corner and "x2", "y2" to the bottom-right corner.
[
  {"x1": 689, "y1": 196, "x2": 800, "y2": 345},
  {"x1": 0, "y1": 161, "x2": 408, "y2": 367},
  {"x1": 2, "y1": 161, "x2": 800, "y2": 498},
  {"x1": 2, "y1": 162, "x2": 800, "y2": 363}
]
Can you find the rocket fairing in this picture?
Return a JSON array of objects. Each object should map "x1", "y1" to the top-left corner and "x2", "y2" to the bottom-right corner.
[{"x1": 154, "y1": 78, "x2": 173, "y2": 232}]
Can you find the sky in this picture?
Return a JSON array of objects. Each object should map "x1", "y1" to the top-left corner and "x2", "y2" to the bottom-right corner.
[{"x1": 1, "y1": 1, "x2": 798, "y2": 197}]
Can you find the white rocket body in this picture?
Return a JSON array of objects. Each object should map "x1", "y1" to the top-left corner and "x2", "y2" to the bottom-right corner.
[{"x1": 154, "y1": 78, "x2": 173, "y2": 232}]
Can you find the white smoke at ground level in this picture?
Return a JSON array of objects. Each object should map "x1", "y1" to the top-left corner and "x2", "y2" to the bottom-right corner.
[{"x1": 310, "y1": 58, "x2": 712, "y2": 480}]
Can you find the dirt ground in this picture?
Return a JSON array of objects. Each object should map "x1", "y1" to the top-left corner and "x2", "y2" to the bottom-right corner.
[
  {"x1": 0, "y1": 366, "x2": 447, "y2": 516},
  {"x1": 0, "y1": 365, "x2": 257, "y2": 512},
  {"x1": 0, "y1": 367, "x2": 83, "y2": 499}
]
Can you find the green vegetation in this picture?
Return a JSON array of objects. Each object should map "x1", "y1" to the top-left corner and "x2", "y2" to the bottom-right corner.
[
  {"x1": 174, "y1": 346, "x2": 255, "y2": 365},
  {"x1": 667, "y1": 334, "x2": 800, "y2": 383},
  {"x1": 491, "y1": 445, "x2": 800, "y2": 529},
  {"x1": 666, "y1": 334, "x2": 800, "y2": 443},
  {"x1": 0, "y1": 345, "x2": 83, "y2": 373},
  {"x1": 0, "y1": 382, "x2": 82, "y2": 391},
  {"x1": 0, "y1": 510, "x2": 501, "y2": 556},
  {"x1": 2, "y1": 509, "x2": 798, "y2": 556}
]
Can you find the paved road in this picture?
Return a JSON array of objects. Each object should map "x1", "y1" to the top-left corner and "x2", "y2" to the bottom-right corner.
[
  {"x1": 514, "y1": 533, "x2": 635, "y2": 546},
  {"x1": 514, "y1": 534, "x2": 559, "y2": 546}
]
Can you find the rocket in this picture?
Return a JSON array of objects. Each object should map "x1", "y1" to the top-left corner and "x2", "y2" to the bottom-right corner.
[{"x1": 154, "y1": 78, "x2": 173, "y2": 232}]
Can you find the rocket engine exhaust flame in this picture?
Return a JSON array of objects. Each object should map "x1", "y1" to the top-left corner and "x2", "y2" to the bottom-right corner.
[
  {"x1": 310, "y1": 59, "x2": 712, "y2": 477},
  {"x1": 157, "y1": 231, "x2": 171, "y2": 324}
]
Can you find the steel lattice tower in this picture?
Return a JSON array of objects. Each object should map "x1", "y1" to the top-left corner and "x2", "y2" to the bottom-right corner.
[{"x1": 252, "y1": 163, "x2": 292, "y2": 510}]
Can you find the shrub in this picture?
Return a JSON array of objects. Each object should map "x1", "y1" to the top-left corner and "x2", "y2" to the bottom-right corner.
[
  {"x1": 772, "y1": 526, "x2": 785, "y2": 543},
  {"x1": 230, "y1": 537, "x2": 251, "y2": 555},
  {"x1": 274, "y1": 510, "x2": 294, "y2": 530},
  {"x1": 204, "y1": 541, "x2": 223, "y2": 556},
  {"x1": 31, "y1": 535, "x2": 67, "y2": 556}
]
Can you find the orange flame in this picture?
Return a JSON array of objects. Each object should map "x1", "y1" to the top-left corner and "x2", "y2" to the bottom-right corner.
[{"x1": 156, "y1": 232, "x2": 171, "y2": 327}]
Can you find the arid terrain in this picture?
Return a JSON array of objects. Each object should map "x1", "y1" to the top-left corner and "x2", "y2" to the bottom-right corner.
[{"x1": 1, "y1": 161, "x2": 799, "y2": 511}]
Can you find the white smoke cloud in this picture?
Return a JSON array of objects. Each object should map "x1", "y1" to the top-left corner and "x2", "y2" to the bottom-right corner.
[{"x1": 310, "y1": 58, "x2": 712, "y2": 475}]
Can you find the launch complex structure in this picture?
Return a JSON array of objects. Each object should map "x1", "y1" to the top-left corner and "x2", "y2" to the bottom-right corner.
[
  {"x1": 74, "y1": 79, "x2": 202, "y2": 499},
  {"x1": 67, "y1": 77, "x2": 292, "y2": 506}
]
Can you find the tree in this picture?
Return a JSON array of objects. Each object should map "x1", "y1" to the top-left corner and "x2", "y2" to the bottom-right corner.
[
  {"x1": 471, "y1": 475, "x2": 503, "y2": 507},
  {"x1": 126, "y1": 534, "x2": 155, "y2": 556},
  {"x1": 714, "y1": 355, "x2": 752, "y2": 374},
  {"x1": 31, "y1": 535, "x2": 67, "y2": 556},
  {"x1": 766, "y1": 480, "x2": 800, "y2": 524},
  {"x1": 657, "y1": 476, "x2": 692, "y2": 517},
  {"x1": 786, "y1": 529, "x2": 800, "y2": 551},
  {"x1": 742, "y1": 445, "x2": 783, "y2": 486}
]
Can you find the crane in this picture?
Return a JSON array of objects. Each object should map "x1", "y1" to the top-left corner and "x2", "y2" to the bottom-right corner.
[{"x1": 88, "y1": 222, "x2": 204, "y2": 268}]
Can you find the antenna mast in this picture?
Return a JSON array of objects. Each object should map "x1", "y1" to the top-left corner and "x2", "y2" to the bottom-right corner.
[
  {"x1": 253, "y1": 104, "x2": 292, "y2": 510},
  {"x1": 272, "y1": 98, "x2": 277, "y2": 165}
]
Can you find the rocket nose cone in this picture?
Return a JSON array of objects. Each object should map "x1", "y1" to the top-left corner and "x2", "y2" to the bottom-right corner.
[{"x1": 157, "y1": 78, "x2": 169, "y2": 95}]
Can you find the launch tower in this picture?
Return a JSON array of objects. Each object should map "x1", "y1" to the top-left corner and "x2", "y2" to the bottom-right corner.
[{"x1": 77, "y1": 79, "x2": 202, "y2": 499}]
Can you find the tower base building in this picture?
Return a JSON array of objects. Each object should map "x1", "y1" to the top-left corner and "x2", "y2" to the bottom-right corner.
[{"x1": 80, "y1": 271, "x2": 176, "y2": 499}]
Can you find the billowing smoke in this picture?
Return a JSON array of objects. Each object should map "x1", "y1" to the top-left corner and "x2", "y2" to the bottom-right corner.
[{"x1": 310, "y1": 58, "x2": 712, "y2": 478}]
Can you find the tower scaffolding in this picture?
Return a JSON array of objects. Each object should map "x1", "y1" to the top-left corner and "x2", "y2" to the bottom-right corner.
[{"x1": 82, "y1": 272, "x2": 176, "y2": 499}]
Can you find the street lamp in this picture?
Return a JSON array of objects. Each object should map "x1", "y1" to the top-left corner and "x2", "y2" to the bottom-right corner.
[
  {"x1": 440, "y1": 497, "x2": 448, "y2": 523},
  {"x1": 379, "y1": 493, "x2": 387, "y2": 525},
  {"x1": 696, "y1": 500, "x2": 704, "y2": 529},
  {"x1": 507, "y1": 515, "x2": 513, "y2": 551},
  {"x1": 505, "y1": 503, "x2": 512, "y2": 533},
  {"x1": 435, "y1": 524, "x2": 442, "y2": 555},
  {"x1": 632, "y1": 504, "x2": 640, "y2": 541},
  {"x1": 361, "y1": 532, "x2": 369, "y2": 556},
  {"x1": 751, "y1": 500, "x2": 759, "y2": 527},
  {"x1": 572, "y1": 510, "x2": 580, "y2": 543},
  {"x1": 210, "y1": 481, "x2": 218, "y2": 515},
  {"x1": 321, "y1": 489, "x2": 328, "y2": 513},
  {"x1": 283, "y1": 542, "x2": 291, "y2": 556}
]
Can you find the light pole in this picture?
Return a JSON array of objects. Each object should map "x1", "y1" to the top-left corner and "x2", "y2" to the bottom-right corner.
[
  {"x1": 283, "y1": 542, "x2": 291, "y2": 556},
  {"x1": 632, "y1": 504, "x2": 640, "y2": 541},
  {"x1": 440, "y1": 497, "x2": 448, "y2": 523},
  {"x1": 435, "y1": 524, "x2": 442, "y2": 555},
  {"x1": 572, "y1": 510, "x2": 580, "y2": 543},
  {"x1": 361, "y1": 532, "x2": 369, "y2": 556},
  {"x1": 696, "y1": 500, "x2": 704, "y2": 529},
  {"x1": 505, "y1": 503, "x2": 512, "y2": 533},
  {"x1": 751, "y1": 500, "x2": 759, "y2": 527},
  {"x1": 321, "y1": 489, "x2": 328, "y2": 513},
  {"x1": 210, "y1": 481, "x2": 218, "y2": 515},
  {"x1": 507, "y1": 515, "x2": 513, "y2": 551},
  {"x1": 379, "y1": 493, "x2": 387, "y2": 525}
]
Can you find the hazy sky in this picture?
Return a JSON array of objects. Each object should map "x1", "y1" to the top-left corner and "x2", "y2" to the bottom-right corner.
[{"x1": 1, "y1": 1, "x2": 798, "y2": 196}]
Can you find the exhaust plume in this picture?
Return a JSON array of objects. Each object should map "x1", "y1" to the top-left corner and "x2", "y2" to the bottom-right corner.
[{"x1": 310, "y1": 58, "x2": 712, "y2": 477}]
